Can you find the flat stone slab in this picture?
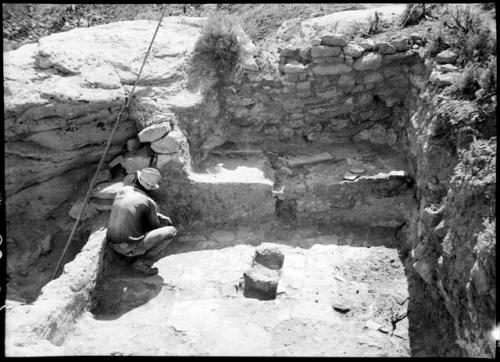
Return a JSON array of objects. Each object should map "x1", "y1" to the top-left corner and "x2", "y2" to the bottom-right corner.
[
  {"x1": 288, "y1": 152, "x2": 335, "y2": 167},
  {"x1": 138, "y1": 122, "x2": 172, "y2": 143}
]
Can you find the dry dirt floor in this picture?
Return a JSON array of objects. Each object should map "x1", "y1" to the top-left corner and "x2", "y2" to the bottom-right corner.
[{"x1": 59, "y1": 224, "x2": 410, "y2": 356}]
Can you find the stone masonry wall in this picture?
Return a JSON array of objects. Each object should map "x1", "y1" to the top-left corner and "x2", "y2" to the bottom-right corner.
[{"x1": 221, "y1": 33, "x2": 427, "y2": 150}]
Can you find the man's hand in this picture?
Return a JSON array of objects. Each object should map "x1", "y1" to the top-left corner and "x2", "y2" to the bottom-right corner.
[{"x1": 158, "y1": 213, "x2": 173, "y2": 226}]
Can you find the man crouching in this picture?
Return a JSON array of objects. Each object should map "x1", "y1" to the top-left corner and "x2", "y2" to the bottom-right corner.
[{"x1": 106, "y1": 167, "x2": 177, "y2": 275}]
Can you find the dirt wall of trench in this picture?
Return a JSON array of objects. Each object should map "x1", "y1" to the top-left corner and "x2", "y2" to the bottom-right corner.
[{"x1": 399, "y1": 82, "x2": 496, "y2": 356}]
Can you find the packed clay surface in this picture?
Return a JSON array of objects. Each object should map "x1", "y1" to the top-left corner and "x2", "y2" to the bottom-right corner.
[{"x1": 29, "y1": 227, "x2": 410, "y2": 356}]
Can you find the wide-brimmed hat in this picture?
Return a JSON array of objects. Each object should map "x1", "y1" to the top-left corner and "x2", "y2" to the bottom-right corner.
[{"x1": 137, "y1": 168, "x2": 161, "y2": 190}]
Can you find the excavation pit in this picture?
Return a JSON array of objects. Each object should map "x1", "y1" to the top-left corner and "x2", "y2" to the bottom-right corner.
[{"x1": 6, "y1": 5, "x2": 495, "y2": 357}]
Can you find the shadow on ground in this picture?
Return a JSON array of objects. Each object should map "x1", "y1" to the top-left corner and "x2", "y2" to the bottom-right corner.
[
  {"x1": 393, "y1": 225, "x2": 465, "y2": 357},
  {"x1": 91, "y1": 246, "x2": 164, "y2": 320}
]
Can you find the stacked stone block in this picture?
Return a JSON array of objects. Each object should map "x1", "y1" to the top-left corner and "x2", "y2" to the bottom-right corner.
[
  {"x1": 224, "y1": 33, "x2": 427, "y2": 146},
  {"x1": 243, "y1": 244, "x2": 285, "y2": 300},
  {"x1": 108, "y1": 112, "x2": 191, "y2": 181}
]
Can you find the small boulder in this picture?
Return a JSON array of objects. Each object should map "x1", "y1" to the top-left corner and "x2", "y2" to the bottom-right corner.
[
  {"x1": 138, "y1": 122, "x2": 172, "y2": 143},
  {"x1": 343, "y1": 43, "x2": 364, "y2": 58},
  {"x1": 377, "y1": 42, "x2": 396, "y2": 55},
  {"x1": 321, "y1": 33, "x2": 348, "y2": 47},
  {"x1": 311, "y1": 45, "x2": 342, "y2": 58},
  {"x1": 353, "y1": 52, "x2": 382, "y2": 71},
  {"x1": 358, "y1": 38, "x2": 375, "y2": 50},
  {"x1": 151, "y1": 128, "x2": 185, "y2": 154},
  {"x1": 391, "y1": 37, "x2": 409, "y2": 52},
  {"x1": 436, "y1": 49, "x2": 458, "y2": 64}
]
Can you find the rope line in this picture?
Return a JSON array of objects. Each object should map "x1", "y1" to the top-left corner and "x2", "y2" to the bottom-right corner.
[{"x1": 51, "y1": 7, "x2": 167, "y2": 280}]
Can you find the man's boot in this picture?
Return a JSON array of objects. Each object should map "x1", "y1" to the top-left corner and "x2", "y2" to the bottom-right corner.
[{"x1": 132, "y1": 259, "x2": 158, "y2": 276}]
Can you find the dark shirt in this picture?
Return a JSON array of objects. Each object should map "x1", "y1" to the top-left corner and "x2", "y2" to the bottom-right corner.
[{"x1": 106, "y1": 185, "x2": 160, "y2": 244}]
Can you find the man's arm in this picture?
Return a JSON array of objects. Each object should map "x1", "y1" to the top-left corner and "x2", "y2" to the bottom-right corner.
[
  {"x1": 157, "y1": 212, "x2": 173, "y2": 226},
  {"x1": 146, "y1": 199, "x2": 161, "y2": 229}
]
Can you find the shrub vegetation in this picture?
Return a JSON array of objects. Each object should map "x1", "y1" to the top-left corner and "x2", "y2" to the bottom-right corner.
[
  {"x1": 443, "y1": 6, "x2": 496, "y2": 65},
  {"x1": 193, "y1": 11, "x2": 241, "y2": 81}
]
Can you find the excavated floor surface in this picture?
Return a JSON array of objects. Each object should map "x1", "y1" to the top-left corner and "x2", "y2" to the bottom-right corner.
[
  {"x1": 8, "y1": 140, "x2": 414, "y2": 356},
  {"x1": 60, "y1": 224, "x2": 410, "y2": 356}
]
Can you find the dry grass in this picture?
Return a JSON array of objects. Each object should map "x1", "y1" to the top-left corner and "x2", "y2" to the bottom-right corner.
[{"x1": 193, "y1": 11, "x2": 241, "y2": 80}]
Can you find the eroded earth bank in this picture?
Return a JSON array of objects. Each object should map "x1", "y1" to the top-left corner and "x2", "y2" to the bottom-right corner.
[{"x1": 4, "y1": 4, "x2": 496, "y2": 357}]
